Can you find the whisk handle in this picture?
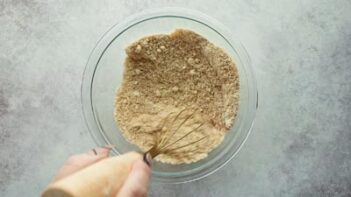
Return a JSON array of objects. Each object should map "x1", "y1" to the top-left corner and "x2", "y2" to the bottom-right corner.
[{"x1": 42, "y1": 152, "x2": 141, "y2": 197}]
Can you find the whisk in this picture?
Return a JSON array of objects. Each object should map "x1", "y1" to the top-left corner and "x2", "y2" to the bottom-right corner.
[
  {"x1": 43, "y1": 109, "x2": 209, "y2": 197},
  {"x1": 143, "y1": 108, "x2": 208, "y2": 164}
]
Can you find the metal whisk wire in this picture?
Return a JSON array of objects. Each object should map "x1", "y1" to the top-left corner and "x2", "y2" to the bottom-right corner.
[{"x1": 145, "y1": 109, "x2": 209, "y2": 159}]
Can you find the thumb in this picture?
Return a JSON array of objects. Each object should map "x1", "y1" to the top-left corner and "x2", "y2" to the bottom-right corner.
[{"x1": 117, "y1": 159, "x2": 151, "y2": 197}]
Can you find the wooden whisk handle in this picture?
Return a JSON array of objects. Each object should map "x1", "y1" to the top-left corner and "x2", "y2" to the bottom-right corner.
[{"x1": 42, "y1": 152, "x2": 141, "y2": 197}]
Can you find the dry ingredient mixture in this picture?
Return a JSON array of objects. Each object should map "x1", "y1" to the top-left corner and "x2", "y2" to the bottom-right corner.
[{"x1": 115, "y1": 29, "x2": 239, "y2": 164}]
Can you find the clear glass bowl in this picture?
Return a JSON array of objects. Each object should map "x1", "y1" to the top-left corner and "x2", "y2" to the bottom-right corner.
[{"x1": 81, "y1": 8, "x2": 257, "y2": 184}]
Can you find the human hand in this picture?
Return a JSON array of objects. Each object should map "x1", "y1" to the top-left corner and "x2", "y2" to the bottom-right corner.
[{"x1": 51, "y1": 146, "x2": 151, "y2": 197}]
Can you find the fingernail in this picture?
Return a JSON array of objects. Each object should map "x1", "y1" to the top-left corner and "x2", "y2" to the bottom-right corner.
[
  {"x1": 89, "y1": 146, "x2": 113, "y2": 156},
  {"x1": 143, "y1": 152, "x2": 152, "y2": 167}
]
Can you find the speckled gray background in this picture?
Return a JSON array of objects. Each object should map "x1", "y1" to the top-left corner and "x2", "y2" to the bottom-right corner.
[{"x1": 1, "y1": 0, "x2": 351, "y2": 196}]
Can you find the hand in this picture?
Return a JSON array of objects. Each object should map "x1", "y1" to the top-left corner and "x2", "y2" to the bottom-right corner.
[{"x1": 52, "y1": 147, "x2": 151, "y2": 197}]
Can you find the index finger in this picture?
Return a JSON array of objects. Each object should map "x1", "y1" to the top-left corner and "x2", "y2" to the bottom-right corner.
[{"x1": 53, "y1": 146, "x2": 112, "y2": 182}]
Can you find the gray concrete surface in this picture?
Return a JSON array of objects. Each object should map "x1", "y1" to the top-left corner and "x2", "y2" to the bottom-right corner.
[{"x1": 1, "y1": 0, "x2": 351, "y2": 196}]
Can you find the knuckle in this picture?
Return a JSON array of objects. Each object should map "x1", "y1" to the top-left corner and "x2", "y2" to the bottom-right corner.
[{"x1": 129, "y1": 187, "x2": 147, "y2": 197}]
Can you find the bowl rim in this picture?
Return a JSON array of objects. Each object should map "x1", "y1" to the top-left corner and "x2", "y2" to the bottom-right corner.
[{"x1": 81, "y1": 7, "x2": 258, "y2": 184}]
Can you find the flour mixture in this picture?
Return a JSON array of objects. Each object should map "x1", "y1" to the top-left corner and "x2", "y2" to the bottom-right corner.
[{"x1": 115, "y1": 29, "x2": 239, "y2": 164}]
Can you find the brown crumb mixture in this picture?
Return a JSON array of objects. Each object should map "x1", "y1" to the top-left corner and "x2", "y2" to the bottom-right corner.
[{"x1": 115, "y1": 29, "x2": 239, "y2": 164}]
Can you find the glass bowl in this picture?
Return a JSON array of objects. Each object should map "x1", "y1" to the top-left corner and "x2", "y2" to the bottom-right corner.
[{"x1": 81, "y1": 8, "x2": 257, "y2": 184}]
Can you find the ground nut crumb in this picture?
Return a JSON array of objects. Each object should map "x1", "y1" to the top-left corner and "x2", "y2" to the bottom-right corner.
[
  {"x1": 115, "y1": 29, "x2": 240, "y2": 164},
  {"x1": 155, "y1": 90, "x2": 161, "y2": 97},
  {"x1": 134, "y1": 69, "x2": 141, "y2": 75},
  {"x1": 135, "y1": 45, "x2": 142, "y2": 53},
  {"x1": 187, "y1": 57, "x2": 195, "y2": 65},
  {"x1": 172, "y1": 86, "x2": 179, "y2": 92}
]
